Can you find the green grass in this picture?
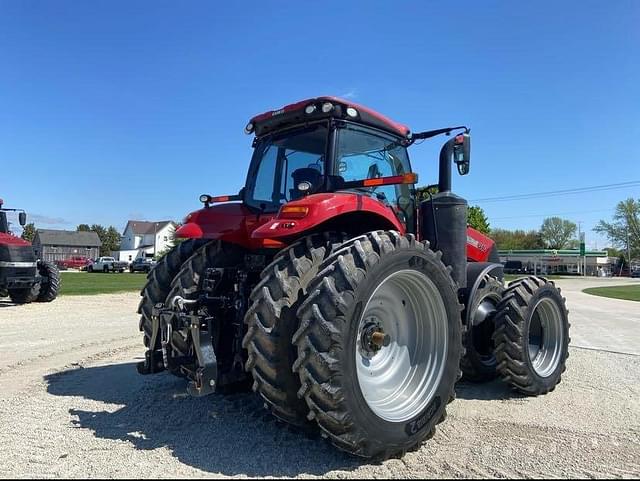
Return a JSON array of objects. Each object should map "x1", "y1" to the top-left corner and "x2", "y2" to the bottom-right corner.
[
  {"x1": 582, "y1": 285, "x2": 640, "y2": 302},
  {"x1": 59, "y1": 272, "x2": 146, "y2": 296}
]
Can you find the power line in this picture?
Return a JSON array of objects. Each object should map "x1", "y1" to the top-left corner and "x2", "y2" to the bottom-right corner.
[
  {"x1": 469, "y1": 181, "x2": 640, "y2": 203},
  {"x1": 491, "y1": 208, "x2": 615, "y2": 221}
]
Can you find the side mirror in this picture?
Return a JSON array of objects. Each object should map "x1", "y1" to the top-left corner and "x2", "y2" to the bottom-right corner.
[
  {"x1": 453, "y1": 134, "x2": 470, "y2": 175},
  {"x1": 18, "y1": 212, "x2": 27, "y2": 226}
]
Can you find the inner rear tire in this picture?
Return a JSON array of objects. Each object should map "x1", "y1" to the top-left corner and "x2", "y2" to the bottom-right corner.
[
  {"x1": 293, "y1": 231, "x2": 462, "y2": 458},
  {"x1": 164, "y1": 240, "x2": 245, "y2": 380},
  {"x1": 460, "y1": 274, "x2": 503, "y2": 382},
  {"x1": 137, "y1": 239, "x2": 206, "y2": 349},
  {"x1": 8, "y1": 285, "x2": 39, "y2": 304},
  {"x1": 493, "y1": 276, "x2": 570, "y2": 395},
  {"x1": 242, "y1": 232, "x2": 347, "y2": 428}
]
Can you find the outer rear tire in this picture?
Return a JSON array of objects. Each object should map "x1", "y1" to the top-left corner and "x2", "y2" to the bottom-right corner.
[
  {"x1": 137, "y1": 239, "x2": 205, "y2": 349},
  {"x1": 292, "y1": 231, "x2": 463, "y2": 458},
  {"x1": 460, "y1": 274, "x2": 503, "y2": 382},
  {"x1": 36, "y1": 261, "x2": 60, "y2": 302},
  {"x1": 493, "y1": 276, "x2": 570, "y2": 395},
  {"x1": 242, "y1": 233, "x2": 347, "y2": 428}
]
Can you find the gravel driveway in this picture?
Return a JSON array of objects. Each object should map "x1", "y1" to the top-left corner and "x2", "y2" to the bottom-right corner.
[{"x1": 0, "y1": 280, "x2": 639, "y2": 478}]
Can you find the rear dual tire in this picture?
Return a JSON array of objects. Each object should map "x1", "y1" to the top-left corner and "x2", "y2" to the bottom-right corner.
[
  {"x1": 292, "y1": 231, "x2": 462, "y2": 458},
  {"x1": 242, "y1": 233, "x2": 347, "y2": 428},
  {"x1": 493, "y1": 276, "x2": 570, "y2": 395}
]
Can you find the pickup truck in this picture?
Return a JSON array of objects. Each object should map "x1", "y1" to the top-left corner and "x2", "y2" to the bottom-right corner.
[
  {"x1": 129, "y1": 257, "x2": 156, "y2": 273},
  {"x1": 56, "y1": 256, "x2": 91, "y2": 270},
  {"x1": 87, "y1": 256, "x2": 128, "y2": 273}
]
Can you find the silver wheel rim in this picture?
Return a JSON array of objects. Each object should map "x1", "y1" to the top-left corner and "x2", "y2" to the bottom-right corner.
[
  {"x1": 528, "y1": 297, "x2": 564, "y2": 378},
  {"x1": 355, "y1": 269, "x2": 448, "y2": 423}
]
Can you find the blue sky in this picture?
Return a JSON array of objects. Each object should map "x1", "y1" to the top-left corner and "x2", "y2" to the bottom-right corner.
[{"x1": 1, "y1": 0, "x2": 638, "y2": 248}]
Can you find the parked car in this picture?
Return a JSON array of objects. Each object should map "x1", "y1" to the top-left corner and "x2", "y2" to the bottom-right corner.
[
  {"x1": 631, "y1": 270, "x2": 640, "y2": 278},
  {"x1": 55, "y1": 256, "x2": 91, "y2": 270},
  {"x1": 87, "y1": 256, "x2": 128, "y2": 273},
  {"x1": 503, "y1": 260, "x2": 526, "y2": 275},
  {"x1": 129, "y1": 257, "x2": 156, "y2": 273}
]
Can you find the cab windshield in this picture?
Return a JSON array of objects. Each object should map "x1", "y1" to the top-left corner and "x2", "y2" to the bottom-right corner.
[{"x1": 245, "y1": 123, "x2": 328, "y2": 211}]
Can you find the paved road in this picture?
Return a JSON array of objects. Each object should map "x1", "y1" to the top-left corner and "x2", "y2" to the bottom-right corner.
[{"x1": 553, "y1": 277, "x2": 640, "y2": 355}]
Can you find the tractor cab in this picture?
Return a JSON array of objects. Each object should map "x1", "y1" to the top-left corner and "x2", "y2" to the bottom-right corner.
[{"x1": 242, "y1": 97, "x2": 417, "y2": 231}]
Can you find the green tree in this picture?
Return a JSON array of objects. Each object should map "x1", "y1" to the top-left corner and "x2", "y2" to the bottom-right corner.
[
  {"x1": 21, "y1": 223, "x2": 36, "y2": 242},
  {"x1": 82, "y1": 224, "x2": 121, "y2": 256},
  {"x1": 594, "y1": 198, "x2": 640, "y2": 261},
  {"x1": 467, "y1": 205, "x2": 490, "y2": 234},
  {"x1": 102, "y1": 226, "x2": 122, "y2": 255},
  {"x1": 415, "y1": 185, "x2": 438, "y2": 203},
  {"x1": 491, "y1": 228, "x2": 543, "y2": 250},
  {"x1": 540, "y1": 217, "x2": 577, "y2": 249}
]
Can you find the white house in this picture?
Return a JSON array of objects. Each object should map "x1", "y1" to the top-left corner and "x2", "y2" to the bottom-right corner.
[{"x1": 113, "y1": 220, "x2": 177, "y2": 263}]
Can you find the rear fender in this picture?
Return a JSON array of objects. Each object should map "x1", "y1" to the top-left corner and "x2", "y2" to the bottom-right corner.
[
  {"x1": 174, "y1": 203, "x2": 275, "y2": 250},
  {"x1": 251, "y1": 192, "x2": 405, "y2": 239},
  {"x1": 463, "y1": 262, "x2": 504, "y2": 326}
]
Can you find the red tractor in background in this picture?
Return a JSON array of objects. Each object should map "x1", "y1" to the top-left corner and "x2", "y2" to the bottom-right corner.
[
  {"x1": 0, "y1": 200, "x2": 60, "y2": 303},
  {"x1": 137, "y1": 97, "x2": 570, "y2": 458}
]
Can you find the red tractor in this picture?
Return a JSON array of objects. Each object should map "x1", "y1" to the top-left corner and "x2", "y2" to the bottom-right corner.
[
  {"x1": 138, "y1": 97, "x2": 570, "y2": 458},
  {"x1": 0, "y1": 200, "x2": 60, "y2": 303}
]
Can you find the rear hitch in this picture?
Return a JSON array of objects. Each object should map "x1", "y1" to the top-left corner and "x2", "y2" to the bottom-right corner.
[
  {"x1": 185, "y1": 316, "x2": 218, "y2": 397},
  {"x1": 138, "y1": 299, "x2": 220, "y2": 398}
]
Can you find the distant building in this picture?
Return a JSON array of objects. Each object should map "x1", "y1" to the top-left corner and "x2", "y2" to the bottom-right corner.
[
  {"x1": 499, "y1": 249, "x2": 614, "y2": 276},
  {"x1": 114, "y1": 220, "x2": 176, "y2": 263},
  {"x1": 33, "y1": 229, "x2": 102, "y2": 263}
]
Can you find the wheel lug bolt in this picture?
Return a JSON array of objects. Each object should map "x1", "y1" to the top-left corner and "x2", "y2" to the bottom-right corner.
[{"x1": 371, "y1": 331, "x2": 390, "y2": 347}]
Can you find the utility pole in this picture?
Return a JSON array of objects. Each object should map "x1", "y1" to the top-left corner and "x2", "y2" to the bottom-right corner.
[
  {"x1": 577, "y1": 221, "x2": 583, "y2": 275},
  {"x1": 628, "y1": 228, "x2": 631, "y2": 276}
]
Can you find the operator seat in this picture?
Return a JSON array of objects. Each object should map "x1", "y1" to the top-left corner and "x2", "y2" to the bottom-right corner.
[{"x1": 290, "y1": 167, "x2": 323, "y2": 200}]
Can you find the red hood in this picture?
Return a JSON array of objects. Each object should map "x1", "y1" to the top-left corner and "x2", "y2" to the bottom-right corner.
[{"x1": 0, "y1": 232, "x2": 31, "y2": 247}]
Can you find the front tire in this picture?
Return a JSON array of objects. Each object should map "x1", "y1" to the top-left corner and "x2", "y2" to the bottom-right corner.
[
  {"x1": 493, "y1": 276, "x2": 570, "y2": 395},
  {"x1": 293, "y1": 231, "x2": 462, "y2": 458},
  {"x1": 242, "y1": 233, "x2": 347, "y2": 428}
]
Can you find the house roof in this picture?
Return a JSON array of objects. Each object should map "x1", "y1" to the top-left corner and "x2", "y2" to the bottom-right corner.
[
  {"x1": 35, "y1": 229, "x2": 102, "y2": 247},
  {"x1": 125, "y1": 220, "x2": 175, "y2": 235}
]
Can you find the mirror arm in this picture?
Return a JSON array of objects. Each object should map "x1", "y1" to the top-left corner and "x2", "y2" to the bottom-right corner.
[{"x1": 409, "y1": 126, "x2": 469, "y2": 144}]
